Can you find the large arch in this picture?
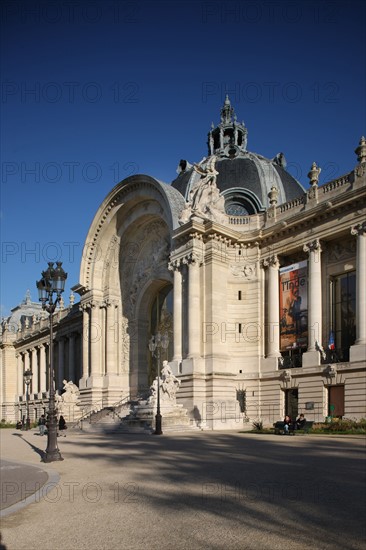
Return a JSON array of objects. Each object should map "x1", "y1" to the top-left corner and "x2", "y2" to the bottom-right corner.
[
  {"x1": 75, "y1": 175, "x2": 185, "y2": 402},
  {"x1": 79, "y1": 174, "x2": 185, "y2": 292}
]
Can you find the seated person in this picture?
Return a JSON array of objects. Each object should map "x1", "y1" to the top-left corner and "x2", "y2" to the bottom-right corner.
[
  {"x1": 295, "y1": 413, "x2": 306, "y2": 430},
  {"x1": 283, "y1": 415, "x2": 292, "y2": 434}
]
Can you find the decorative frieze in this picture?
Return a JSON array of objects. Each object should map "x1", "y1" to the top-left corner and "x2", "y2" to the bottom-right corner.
[{"x1": 229, "y1": 263, "x2": 257, "y2": 279}]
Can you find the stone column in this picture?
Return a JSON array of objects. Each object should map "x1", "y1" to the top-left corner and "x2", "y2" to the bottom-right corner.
[
  {"x1": 303, "y1": 239, "x2": 322, "y2": 366},
  {"x1": 17, "y1": 354, "x2": 23, "y2": 396},
  {"x1": 219, "y1": 128, "x2": 224, "y2": 149},
  {"x1": 23, "y1": 351, "x2": 30, "y2": 395},
  {"x1": 39, "y1": 344, "x2": 47, "y2": 394},
  {"x1": 81, "y1": 305, "x2": 90, "y2": 379},
  {"x1": 350, "y1": 222, "x2": 366, "y2": 361},
  {"x1": 99, "y1": 305, "x2": 105, "y2": 376},
  {"x1": 263, "y1": 255, "x2": 281, "y2": 358},
  {"x1": 187, "y1": 254, "x2": 201, "y2": 358},
  {"x1": 169, "y1": 261, "x2": 182, "y2": 362},
  {"x1": 106, "y1": 302, "x2": 117, "y2": 375},
  {"x1": 31, "y1": 347, "x2": 38, "y2": 394},
  {"x1": 68, "y1": 333, "x2": 76, "y2": 382},
  {"x1": 90, "y1": 302, "x2": 102, "y2": 376},
  {"x1": 57, "y1": 338, "x2": 65, "y2": 391}
]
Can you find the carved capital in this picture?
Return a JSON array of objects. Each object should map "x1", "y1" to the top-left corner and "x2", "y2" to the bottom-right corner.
[
  {"x1": 262, "y1": 254, "x2": 279, "y2": 269},
  {"x1": 168, "y1": 259, "x2": 182, "y2": 271},
  {"x1": 303, "y1": 239, "x2": 322, "y2": 254},
  {"x1": 79, "y1": 300, "x2": 98, "y2": 312},
  {"x1": 351, "y1": 221, "x2": 366, "y2": 237},
  {"x1": 183, "y1": 252, "x2": 203, "y2": 266}
]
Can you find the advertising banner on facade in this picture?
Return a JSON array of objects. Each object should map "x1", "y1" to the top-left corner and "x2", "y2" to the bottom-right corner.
[{"x1": 279, "y1": 260, "x2": 308, "y2": 351}]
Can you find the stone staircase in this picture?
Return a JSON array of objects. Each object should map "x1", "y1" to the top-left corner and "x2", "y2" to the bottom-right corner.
[{"x1": 72, "y1": 396, "x2": 199, "y2": 435}]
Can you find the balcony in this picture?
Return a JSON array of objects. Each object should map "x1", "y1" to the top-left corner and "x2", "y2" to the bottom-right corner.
[
  {"x1": 279, "y1": 350, "x2": 303, "y2": 369},
  {"x1": 321, "y1": 348, "x2": 350, "y2": 364}
]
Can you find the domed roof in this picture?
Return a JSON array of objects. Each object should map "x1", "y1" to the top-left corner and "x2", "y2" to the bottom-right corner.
[
  {"x1": 1, "y1": 291, "x2": 42, "y2": 334},
  {"x1": 171, "y1": 96, "x2": 304, "y2": 215}
]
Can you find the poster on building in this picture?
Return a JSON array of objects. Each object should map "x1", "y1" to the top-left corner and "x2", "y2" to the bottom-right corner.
[{"x1": 279, "y1": 260, "x2": 308, "y2": 351}]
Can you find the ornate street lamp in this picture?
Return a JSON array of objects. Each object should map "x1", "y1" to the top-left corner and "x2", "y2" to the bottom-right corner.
[
  {"x1": 149, "y1": 331, "x2": 169, "y2": 435},
  {"x1": 36, "y1": 261, "x2": 67, "y2": 462},
  {"x1": 23, "y1": 369, "x2": 33, "y2": 430}
]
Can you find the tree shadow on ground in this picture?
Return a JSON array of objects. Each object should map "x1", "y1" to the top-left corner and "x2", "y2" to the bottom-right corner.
[{"x1": 57, "y1": 431, "x2": 366, "y2": 550}]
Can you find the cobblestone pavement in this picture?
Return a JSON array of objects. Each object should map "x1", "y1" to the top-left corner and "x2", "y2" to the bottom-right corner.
[{"x1": 0, "y1": 428, "x2": 365, "y2": 550}]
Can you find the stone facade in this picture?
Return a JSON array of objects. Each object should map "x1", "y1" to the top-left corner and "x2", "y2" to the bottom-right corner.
[{"x1": 1, "y1": 99, "x2": 365, "y2": 428}]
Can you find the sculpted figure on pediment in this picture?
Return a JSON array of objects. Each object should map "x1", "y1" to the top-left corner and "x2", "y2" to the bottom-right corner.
[{"x1": 179, "y1": 156, "x2": 226, "y2": 224}]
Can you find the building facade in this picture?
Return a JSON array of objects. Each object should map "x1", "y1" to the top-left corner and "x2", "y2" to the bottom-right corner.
[{"x1": 1, "y1": 98, "x2": 365, "y2": 428}]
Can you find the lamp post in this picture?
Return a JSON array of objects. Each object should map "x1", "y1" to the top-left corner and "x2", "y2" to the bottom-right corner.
[
  {"x1": 36, "y1": 261, "x2": 67, "y2": 462},
  {"x1": 149, "y1": 331, "x2": 169, "y2": 435},
  {"x1": 23, "y1": 369, "x2": 33, "y2": 430}
]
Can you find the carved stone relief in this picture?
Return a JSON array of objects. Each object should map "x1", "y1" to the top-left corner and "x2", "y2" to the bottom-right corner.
[{"x1": 326, "y1": 239, "x2": 356, "y2": 263}]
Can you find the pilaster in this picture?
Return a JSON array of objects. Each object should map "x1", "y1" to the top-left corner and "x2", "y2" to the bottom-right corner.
[
  {"x1": 350, "y1": 222, "x2": 366, "y2": 361},
  {"x1": 303, "y1": 239, "x2": 322, "y2": 366},
  {"x1": 168, "y1": 260, "x2": 183, "y2": 363},
  {"x1": 184, "y1": 252, "x2": 202, "y2": 359}
]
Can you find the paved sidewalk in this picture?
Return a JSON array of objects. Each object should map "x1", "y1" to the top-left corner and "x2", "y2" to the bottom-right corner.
[{"x1": 0, "y1": 428, "x2": 365, "y2": 550}]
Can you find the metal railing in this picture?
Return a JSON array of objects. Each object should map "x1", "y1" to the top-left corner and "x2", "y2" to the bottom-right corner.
[
  {"x1": 279, "y1": 352, "x2": 303, "y2": 369},
  {"x1": 321, "y1": 348, "x2": 350, "y2": 364},
  {"x1": 71, "y1": 394, "x2": 131, "y2": 429}
]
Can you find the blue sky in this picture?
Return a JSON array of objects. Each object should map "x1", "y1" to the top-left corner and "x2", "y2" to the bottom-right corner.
[{"x1": 1, "y1": 0, "x2": 365, "y2": 317}]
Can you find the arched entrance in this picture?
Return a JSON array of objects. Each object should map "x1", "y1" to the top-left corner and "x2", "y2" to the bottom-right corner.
[
  {"x1": 131, "y1": 282, "x2": 173, "y2": 396},
  {"x1": 148, "y1": 285, "x2": 173, "y2": 385}
]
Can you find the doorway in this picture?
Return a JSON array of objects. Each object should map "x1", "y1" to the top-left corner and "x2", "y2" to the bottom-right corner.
[
  {"x1": 285, "y1": 389, "x2": 298, "y2": 419},
  {"x1": 328, "y1": 385, "x2": 344, "y2": 418},
  {"x1": 148, "y1": 285, "x2": 173, "y2": 385}
]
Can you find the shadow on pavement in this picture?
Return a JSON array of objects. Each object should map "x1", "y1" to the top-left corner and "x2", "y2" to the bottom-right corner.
[
  {"x1": 58, "y1": 431, "x2": 365, "y2": 550},
  {"x1": 12, "y1": 433, "x2": 45, "y2": 460}
]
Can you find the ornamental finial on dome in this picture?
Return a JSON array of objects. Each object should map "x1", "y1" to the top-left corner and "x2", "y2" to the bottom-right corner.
[
  {"x1": 221, "y1": 95, "x2": 234, "y2": 124},
  {"x1": 355, "y1": 136, "x2": 366, "y2": 163},
  {"x1": 307, "y1": 162, "x2": 321, "y2": 186},
  {"x1": 207, "y1": 98, "x2": 248, "y2": 156}
]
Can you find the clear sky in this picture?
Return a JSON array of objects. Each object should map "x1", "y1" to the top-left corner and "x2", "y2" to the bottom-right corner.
[{"x1": 1, "y1": 0, "x2": 365, "y2": 317}]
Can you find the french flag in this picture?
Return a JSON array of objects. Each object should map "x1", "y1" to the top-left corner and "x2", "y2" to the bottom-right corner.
[{"x1": 328, "y1": 331, "x2": 335, "y2": 350}]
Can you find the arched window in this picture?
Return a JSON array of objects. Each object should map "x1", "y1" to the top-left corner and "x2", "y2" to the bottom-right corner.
[{"x1": 222, "y1": 188, "x2": 264, "y2": 215}]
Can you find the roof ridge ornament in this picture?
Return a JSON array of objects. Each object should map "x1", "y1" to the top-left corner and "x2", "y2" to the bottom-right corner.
[
  {"x1": 208, "y1": 97, "x2": 248, "y2": 156},
  {"x1": 355, "y1": 136, "x2": 366, "y2": 164},
  {"x1": 221, "y1": 94, "x2": 234, "y2": 124}
]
